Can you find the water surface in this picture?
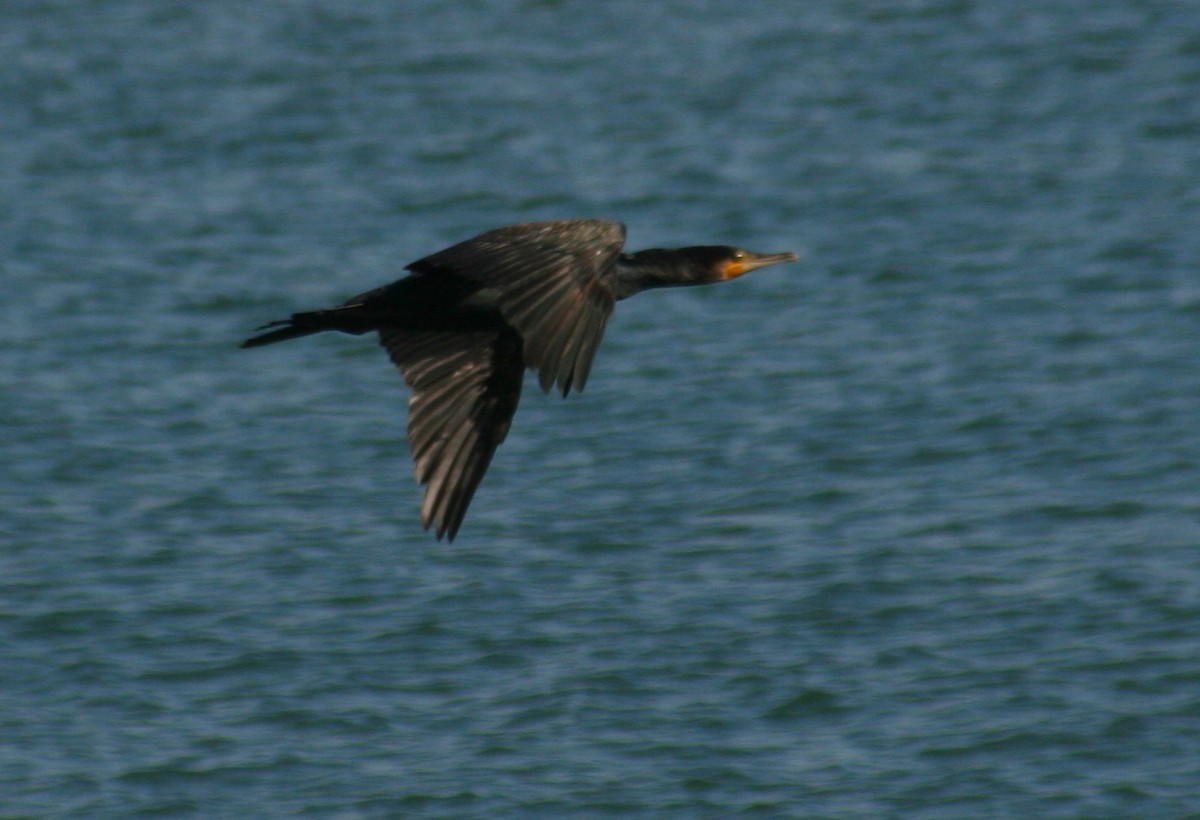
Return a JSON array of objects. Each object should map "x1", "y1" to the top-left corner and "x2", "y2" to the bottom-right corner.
[{"x1": 2, "y1": 1, "x2": 1199, "y2": 816}]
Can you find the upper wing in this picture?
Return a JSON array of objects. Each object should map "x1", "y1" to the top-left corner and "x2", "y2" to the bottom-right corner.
[
  {"x1": 406, "y1": 219, "x2": 626, "y2": 396},
  {"x1": 378, "y1": 326, "x2": 525, "y2": 542}
]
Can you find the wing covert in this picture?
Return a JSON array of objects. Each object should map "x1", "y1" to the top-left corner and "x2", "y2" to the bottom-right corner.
[{"x1": 406, "y1": 220, "x2": 626, "y2": 395}]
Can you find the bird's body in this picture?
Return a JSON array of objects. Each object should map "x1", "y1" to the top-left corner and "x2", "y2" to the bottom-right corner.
[{"x1": 243, "y1": 219, "x2": 796, "y2": 540}]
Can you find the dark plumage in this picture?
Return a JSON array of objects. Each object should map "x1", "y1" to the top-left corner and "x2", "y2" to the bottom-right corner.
[{"x1": 243, "y1": 219, "x2": 797, "y2": 540}]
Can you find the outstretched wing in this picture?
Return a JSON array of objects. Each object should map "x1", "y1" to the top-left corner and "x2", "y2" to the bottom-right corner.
[
  {"x1": 378, "y1": 327, "x2": 525, "y2": 542},
  {"x1": 406, "y1": 219, "x2": 626, "y2": 396}
]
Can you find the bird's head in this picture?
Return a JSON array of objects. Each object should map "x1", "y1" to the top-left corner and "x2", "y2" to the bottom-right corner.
[
  {"x1": 616, "y1": 245, "x2": 798, "y2": 297},
  {"x1": 701, "y1": 246, "x2": 800, "y2": 282}
]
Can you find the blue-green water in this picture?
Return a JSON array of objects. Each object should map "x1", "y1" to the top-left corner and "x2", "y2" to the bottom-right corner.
[{"x1": 3, "y1": 1, "x2": 1200, "y2": 816}]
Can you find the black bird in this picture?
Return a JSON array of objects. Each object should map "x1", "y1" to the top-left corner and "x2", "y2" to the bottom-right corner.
[{"x1": 243, "y1": 219, "x2": 797, "y2": 541}]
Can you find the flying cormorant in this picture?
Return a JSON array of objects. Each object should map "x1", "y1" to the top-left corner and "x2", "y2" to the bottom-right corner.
[{"x1": 243, "y1": 219, "x2": 797, "y2": 540}]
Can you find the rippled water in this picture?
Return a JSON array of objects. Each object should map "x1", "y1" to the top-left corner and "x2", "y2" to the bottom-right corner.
[{"x1": 3, "y1": 1, "x2": 1200, "y2": 816}]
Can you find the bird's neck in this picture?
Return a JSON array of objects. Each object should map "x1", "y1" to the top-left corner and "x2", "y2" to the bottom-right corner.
[{"x1": 614, "y1": 250, "x2": 690, "y2": 300}]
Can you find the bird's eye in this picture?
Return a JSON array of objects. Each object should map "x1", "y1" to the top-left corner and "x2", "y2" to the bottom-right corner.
[{"x1": 732, "y1": 251, "x2": 745, "y2": 260}]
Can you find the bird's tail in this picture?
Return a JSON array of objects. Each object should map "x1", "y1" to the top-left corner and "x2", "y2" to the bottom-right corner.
[{"x1": 240, "y1": 306, "x2": 370, "y2": 348}]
